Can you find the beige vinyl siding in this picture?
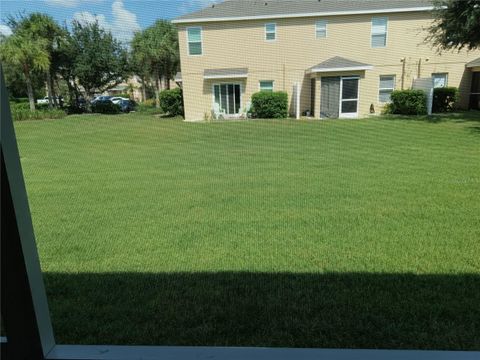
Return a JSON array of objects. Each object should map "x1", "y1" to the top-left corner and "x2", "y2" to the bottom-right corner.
[{"x1": 178, "y1": 11, "x2": 480, "y2": 121}]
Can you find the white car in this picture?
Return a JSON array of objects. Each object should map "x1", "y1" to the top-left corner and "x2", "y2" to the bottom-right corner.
[
  {"x1": 37, "y1": 96, "x2": 62, "y2": 105},
  {"x1": 36, "y1": 96, "x2": 50, "y2": 105},
  {"x1": 111, "y1": 97, "x2": 130, "y2": 105}
]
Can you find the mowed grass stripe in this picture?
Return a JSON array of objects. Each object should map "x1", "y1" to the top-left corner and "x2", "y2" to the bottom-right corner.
[{"x1": 13, "y1": 112, "x2": 480, "y2": 348}]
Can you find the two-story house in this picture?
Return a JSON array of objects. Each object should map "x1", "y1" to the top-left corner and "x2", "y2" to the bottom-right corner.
[{"x1": 173, "y1": 0, "x2": 480, "y2": 121}]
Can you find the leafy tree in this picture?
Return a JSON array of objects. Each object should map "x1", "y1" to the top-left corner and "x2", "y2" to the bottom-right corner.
[
  {"x1": 2, "y1": 60, "x2": 45, "y2": 99},
  {"x1": 0, "y1": 33, "x2": 50, "y2": 110},
  {"x1": 7, "y1": 13, "x2": 67, "y2": 108},
  {"x1": 130, "y1": 20, "x2": 179, "y2": 108},
  {"x1": 69, "y1": 20, "x2": 129, "y2": 100},
  {"x1": 428, "y1": 0, "x2": 480, "y2": 51},
  {"x1": 130, "y1": 32, "x2": 151, "y2": 102}
]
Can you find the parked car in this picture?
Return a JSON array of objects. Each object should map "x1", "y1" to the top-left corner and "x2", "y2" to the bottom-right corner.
[
  {"x1": 37, "y1": 96, "x2": 64, "y2": 106},
  {"x1": 91, "y1": 99, "x2": 121, "y2": 114},
  {"x1": 118, "y1": 99, "x2": 136, "y2": 113},
  {"x1": 111, "y1": 97, "x2": 130, "y2": 105},
  {"x1": 91, "y1": 96, "x2": 113, "y2": 104}
]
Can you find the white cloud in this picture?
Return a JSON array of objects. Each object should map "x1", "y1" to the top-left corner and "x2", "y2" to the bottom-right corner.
[
  {"x1": 179, "y1": 0, "x2": 221, "y2": 15},
  {"x1": 45, "y1": 0, "x2": 104, "y2": 8},
  {"x1": 73, "y1": 1, "x2": 140, "y2": 43},
  {"x1": 0, "y1": 24, "x2": 12, "y2": 36}
]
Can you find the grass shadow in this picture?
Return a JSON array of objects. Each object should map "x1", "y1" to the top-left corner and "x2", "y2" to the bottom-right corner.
[{"x1": 44, "y1": 272, "x2": 480, "y2": 350}]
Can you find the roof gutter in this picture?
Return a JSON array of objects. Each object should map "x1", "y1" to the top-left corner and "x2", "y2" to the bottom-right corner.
[
  {"x1": 308, "y1": 65, "x2": 374, "y2": 74},
  {"x1": 172, "y1": 6, "x2": 434, "y2": 24}
]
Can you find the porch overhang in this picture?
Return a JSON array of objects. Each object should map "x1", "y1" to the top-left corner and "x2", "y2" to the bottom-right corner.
[
  {"x1": 308, "y1": 56, "x2": 373, "y2": 74},
  {"x1": 466, "y1": 58, "x2": 480, "y2": 71},
  {"x1": 204, "y1": 68, "x2": 248, "y2": 80}
]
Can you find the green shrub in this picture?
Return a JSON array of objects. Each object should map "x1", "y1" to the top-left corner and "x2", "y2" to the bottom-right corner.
[
  {"x1": 113, "y1": 93, "x2": 131, "y2": 99},
  {"x1": 36, "y1": 103, "x2": 50, "y2": 110},
  {"x1": 91, "y1": 101, "x2": 121, "y2": 114},
  {"x1": 10, "y1": 102, "x2": 31, "y2": 111},
  {"x1": 388, "y1": 90, "x2": 428, "y2": 115},
  {"x1": 10, "y1": 97, "x2": 30, "y2": 103},
  {"x1": 11, "y1": 108, "x2": 66, "y2": 121},
  {"x1": 141, "y1": 98, "x2": 156, "y2": 107},
  {"x1": 250, "y1": 91, "x2": 288, "y2": 119},
  {"x1": 66, "y1": 104, "x2": 85, "y2": 115},
  {"x1": 137, "y1": 104, "x2": 163, "y2": 115},
  {"x1": 432, "y1": 87, "x2": 459, "y2": 113},
  {"x1": 159, "y1": 88, "x2": 184, "y2": 116}
]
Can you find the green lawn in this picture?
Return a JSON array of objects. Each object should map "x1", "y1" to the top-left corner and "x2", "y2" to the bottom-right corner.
[{"x1": 14, "y1": 112, "x2": 480, "y2": 349}]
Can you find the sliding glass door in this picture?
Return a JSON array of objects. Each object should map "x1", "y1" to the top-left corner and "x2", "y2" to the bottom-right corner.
[
  {"x1": 213, "y1": 84, "x2": 241, "y2": 114},
  {"x1": 340, "y1": 77, "x2": 359, "y2": 118},
  {"x1": 320, "y1": 76, "x2": 359, "y2": 119}
]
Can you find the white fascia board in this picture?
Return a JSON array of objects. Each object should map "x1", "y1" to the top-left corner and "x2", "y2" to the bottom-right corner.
[
  {"x1": 203, "y1": 74, "x2": 248, "y2": 79},
  {"x1": 172, "y1": 7, "x2": 434, "y2": 24},
  {"x1": 309, "y1": 66, "x2": 374, "y2": 73}
]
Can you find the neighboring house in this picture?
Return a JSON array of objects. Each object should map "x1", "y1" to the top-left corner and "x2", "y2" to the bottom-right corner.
[
  {"x1": 173, "y1": 0, "x2": 480, "y2": 121},
  {"x1": 106, "y1": 76, "x2": 143, "y2": 102},
  {"x1": 107, "y1": 75, "x2": 181, "y2": 102}
]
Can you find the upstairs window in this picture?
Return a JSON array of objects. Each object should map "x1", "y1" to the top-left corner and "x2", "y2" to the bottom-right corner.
[
  {"x1": 379, "y1": 75, "x2": 396, "y2": 102},
  {"x1": 316, "y1": 20, "x2": 327, "y2": 38},
  {"x1": 265, "y1": 23, "x2": 276, "y2": 41},
  {"x1": 187, "y1": 27, "x2": 202, "y2": 55},
  {"x1": 371, "y1": 17, "x2": 387, "y2": 48},
  {"x1": 259, "y1": 81, "x2": 274, "y2": 92},
  {"x1": 432, "y1": 73, "x2": 448, "y2": 88}
]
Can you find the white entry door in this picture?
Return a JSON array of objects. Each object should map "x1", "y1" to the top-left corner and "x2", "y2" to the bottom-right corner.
[{"x1": 339, "y1": 77, "x2": 359, "y2": 118}]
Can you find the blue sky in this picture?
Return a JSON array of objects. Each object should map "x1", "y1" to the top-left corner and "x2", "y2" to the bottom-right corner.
[{"x1": 0, "y1": 0, "x2": 218, "y2": 42}]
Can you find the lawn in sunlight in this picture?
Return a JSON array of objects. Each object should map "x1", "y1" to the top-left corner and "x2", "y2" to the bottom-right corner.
[{"x1": 14, "y1": 111, "x2": 480, "y2": 349}]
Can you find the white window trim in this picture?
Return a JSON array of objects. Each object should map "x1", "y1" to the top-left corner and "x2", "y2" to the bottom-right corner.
[
  {"x1": 315, "y1": 20, "x2": 328, "y2": 39},
  {"x1": 212, "y1": 83, "x2": 243, "y2": 115},
  {"x1": 432, "y1": 73, "x2": 449, "y2": 88},
  {"x1": 339, "y1": 76, "x2": 360, "y2": 119},
  {"x1": 259, "y1": 80, "x2": 275, "y2": 91},
  {"x1": 378, "y1": 75, "x2": 396, "y2": 103},
  {"x1": 186, "y1": 26, "x2": 203, "y2": 56},
  {"x1": 371, "y1": 17, "x2": 388, "y2": 48},
  {"x1": 265, "y1": 22, "x2": 277, "y2": 42},
  {"x1": 204, "y1": 74, "x2": 247, "y2": 80}
]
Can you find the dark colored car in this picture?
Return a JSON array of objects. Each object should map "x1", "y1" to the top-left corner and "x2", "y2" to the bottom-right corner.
[
  {"x1": 91, "y1": 95, "x2": 113, "y2": 104},
  {"x1": 119, "y1": 99, "x2": 136, "y2": 113}
]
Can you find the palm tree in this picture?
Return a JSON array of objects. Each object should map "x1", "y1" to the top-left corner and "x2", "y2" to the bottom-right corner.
[
  {"x1": 0, "y1": 34, "x2": 50, "y2": 110},
  {"x1": 8, "y1": 13, "x2": 67, "y2": 108},
  {"x1": 131, "y1": 21, "x2": 179, "y2": 108}
]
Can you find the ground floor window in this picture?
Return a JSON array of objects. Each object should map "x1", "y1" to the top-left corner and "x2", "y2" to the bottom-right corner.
[
  {"x1": 379, "y1": 75, "x2": 395, "y2": 102},
  {"x1": 432, "y1": 73, "x2": 448, "y2": 88},
  {"x1": 259, "y1": 81, "x2": 274, "y2": 92},
  {"x1": 213, "y1": 84, "x2": 241, "y2": 114}
]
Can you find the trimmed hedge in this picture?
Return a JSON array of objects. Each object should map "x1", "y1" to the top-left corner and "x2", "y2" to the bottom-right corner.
[
  {"x1": 432, "y1": 87, "x2": 459, "y2": 113},
  {"x1": 386, "y1": 90, "x2": 428, "y2": 115},
  {"x1": 91, "y1": 101, "x2": 121, "y2": 114},
  {"x1": 250, "y1": 91, "x2": 288, "y2": 119},
  {"x1": 159, "y1": 88, "x2": 184, "y2": 116},
  {"x1": 11, "y1": 107, "x2": 67, "y2": 121}
]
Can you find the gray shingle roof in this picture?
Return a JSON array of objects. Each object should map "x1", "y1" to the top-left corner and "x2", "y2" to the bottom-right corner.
[
  {"x1": 204, "y1": 68, "x2": 249, "y2": 79},
  {"x1": 466, "y1": 58, "x2": 480, "y2": 68},
  {"x1": 309, "y1": 56, "x2": 373, "y2": 73},
  {"x1": 174, "y1": 0, "x2": 434, "y2": 23}
]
